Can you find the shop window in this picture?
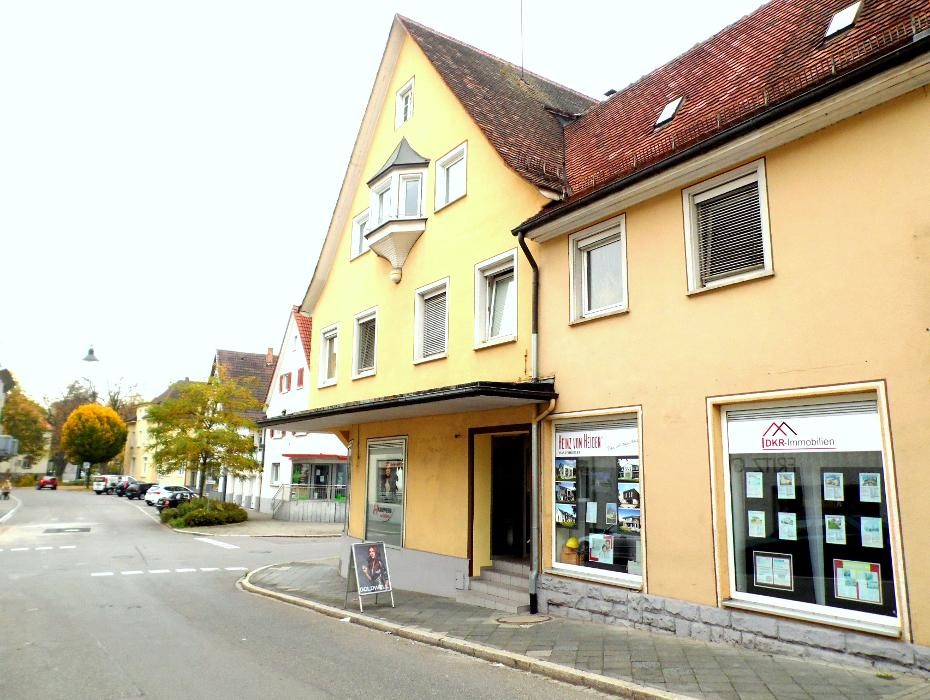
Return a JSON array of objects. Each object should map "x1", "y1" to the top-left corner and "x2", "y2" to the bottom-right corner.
[
  {"x1": 319, "y1": 324, "x2": 338, "y2": 387},
  {"x1": 414, "y1": 278, "x2": 448, "y2": 362},
  {"x1": 474, "y1": 250, "x2": 517, "y2": 347},
  {"x1": 724, "y1": 398, "x2": 898, "y2": 626},
  {"x1": 569, "y1": 215, "x2": 628, "y2": 321},
  {"x1": 365, "y1": 438, "x2": 406, "y2": 546},
  {"x1": 682, "y1": 159, "x2": 771, "y2": 292},
  {"x1": 553, "y1": 416, "x2": 643, "y2": 584},
  {"x1": 353, "y1": 308, "x2": 378, "y2": 379},
  {"x1": 436, "y1": 143, "x2": 467, "y2": 209}
]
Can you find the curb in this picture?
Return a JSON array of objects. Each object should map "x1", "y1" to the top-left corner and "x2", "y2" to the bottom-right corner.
[
  {"x1": 240, "y1": 563, "x2": 686, "y2": 700},
  {"x1": 172, "y1": 527, "x2": 342, "y2": 538}
]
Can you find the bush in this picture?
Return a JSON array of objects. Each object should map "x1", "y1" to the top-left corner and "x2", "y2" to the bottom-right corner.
[
  {"x1": 15, "y1": 474, "x2": 37, "y2": 487},
  {"x1": 161, "y1": 498, "x2": 248, "y2": 527}
]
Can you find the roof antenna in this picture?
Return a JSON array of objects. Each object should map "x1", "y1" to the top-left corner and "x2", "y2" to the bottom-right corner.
[{"x1": 520, "y1": 0, "x2": 525, "y2": 80}]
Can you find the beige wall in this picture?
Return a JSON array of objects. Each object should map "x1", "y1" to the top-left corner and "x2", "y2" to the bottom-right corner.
[{"x1": 537, "y1": 88, "x2": 930, "y2": 642}]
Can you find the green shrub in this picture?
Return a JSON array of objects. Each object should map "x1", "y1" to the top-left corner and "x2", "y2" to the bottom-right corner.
[
  {"x1": 161, "y1": 498, "x2": 248, "y2": 528},
  {"x1": 16, "y1": 474, "x2": 37, "y2": 487},
  {"x1": 159, "y1": 506, "x2": 179, "y2": 523}
]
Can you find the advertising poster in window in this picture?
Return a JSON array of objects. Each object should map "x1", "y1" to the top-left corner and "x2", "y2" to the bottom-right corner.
[
  {"x1": 554, "y1": 422, "x2": 642, "y2": 580},
  {"x1": 727, "y1": 403, "x2": 897, "y2": 618}
]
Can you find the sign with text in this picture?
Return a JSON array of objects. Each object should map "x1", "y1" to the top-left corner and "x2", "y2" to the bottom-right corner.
[
  {"x1": 555, "y1": 426, "x2": 638, "y2": 457},
  {"x1": 727, "y1": 411, "x2": 881, "y2": 454},
  {"x1": 351, "y1": 542, "x2": 392, "y2": 595}
]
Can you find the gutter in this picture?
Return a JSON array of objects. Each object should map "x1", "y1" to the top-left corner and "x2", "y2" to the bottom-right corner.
[{"x1": 514, "y1": 31, "x2": 930, "y2": 236}]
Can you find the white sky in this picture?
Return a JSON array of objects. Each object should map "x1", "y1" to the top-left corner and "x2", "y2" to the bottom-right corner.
[{"x1": 0, "y1": 0, "x2": 766, "y2": 406}]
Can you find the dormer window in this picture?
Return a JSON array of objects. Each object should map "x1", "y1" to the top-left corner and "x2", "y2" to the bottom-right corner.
[{"x1": 395, "y1": 78, "x2": 414, "y2": 128}]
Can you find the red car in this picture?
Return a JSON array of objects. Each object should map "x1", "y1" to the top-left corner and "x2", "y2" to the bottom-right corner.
[{"x1": 36, "y1": 475, "x2": 58, "y2": 490}]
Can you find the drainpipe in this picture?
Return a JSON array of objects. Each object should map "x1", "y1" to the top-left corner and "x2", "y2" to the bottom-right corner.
[{"x1": 517, "y1": 230, "x2": 550, "y2": 614}]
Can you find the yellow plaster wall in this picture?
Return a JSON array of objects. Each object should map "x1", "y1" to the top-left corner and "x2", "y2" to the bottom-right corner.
[
  {"x1": 345, "y1": 405, "x2": 534, "y2": 559},
  {"x1": 472, "y1": 434, "x2": 492, "y2": 575},
  {"x1": 308, "y1": 34, "x2": 548, "y2": 409},
  {"x1": 536, "y1": 87, "x2": 930, "y2": 641}
]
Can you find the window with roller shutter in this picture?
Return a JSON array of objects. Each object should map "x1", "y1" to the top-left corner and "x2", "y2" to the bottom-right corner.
[
  {"x1": 353, "y1": 309, "x2": 378, "y2": 378},
  {"x1": 415, "y1": 279, "x2": 449, "y2": 362},
  {"x1": 683, "y1": 159, "x2": 772, "y2": 292}
]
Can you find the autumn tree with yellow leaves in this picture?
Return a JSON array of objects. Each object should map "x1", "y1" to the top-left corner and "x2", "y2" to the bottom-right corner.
[{"x1": 60, "y1": 404, "x2": 127, "y2": 486}]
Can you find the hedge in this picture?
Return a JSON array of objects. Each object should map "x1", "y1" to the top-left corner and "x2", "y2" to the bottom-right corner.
[{"x1": 160, "y1": 498, "x2": 248, "y2": 528}]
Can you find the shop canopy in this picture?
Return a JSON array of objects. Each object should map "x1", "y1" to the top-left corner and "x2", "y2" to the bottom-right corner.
[{"x1": 258, "y1": 381, "x2": 556, "y2": 433}]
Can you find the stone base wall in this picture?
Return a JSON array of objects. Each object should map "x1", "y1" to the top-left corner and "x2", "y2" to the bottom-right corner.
[{"x1": 538, "y1": 573, "x2": 930, "y2": 677}]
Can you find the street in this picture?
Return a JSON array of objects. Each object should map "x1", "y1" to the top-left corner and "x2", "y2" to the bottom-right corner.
[{"x1": 0, "y1": 489, "x2": 603, "y2": 699}]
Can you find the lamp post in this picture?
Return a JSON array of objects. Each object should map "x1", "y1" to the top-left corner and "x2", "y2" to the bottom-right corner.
[{"x1": 77, "y1": 346, "x2": 99, "y2": 482}]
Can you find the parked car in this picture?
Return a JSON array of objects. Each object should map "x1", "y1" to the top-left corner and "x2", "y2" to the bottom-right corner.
[
  {"x1": 114, "y1": 476, "x2": 138, "y2": 497},
  {"x1": 145, "y1": 484, "x2": 194, "y2": 506},
  {"x1": 92, "y1": 475, "x2": 121, "y2": 494},
  {"x1": 125, "y1": 482, "x2": 156, "y2": 500},
  {"x1": 36, "y1": 475, "x2": 58, "y2": 490},
  {"x1": 156, "y1": 490, "x2": 193, "y2": 511}
]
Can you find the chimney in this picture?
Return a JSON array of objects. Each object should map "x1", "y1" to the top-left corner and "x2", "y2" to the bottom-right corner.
[{"x1": 266, "y1": 347, "x2": 274, "y2": 366}]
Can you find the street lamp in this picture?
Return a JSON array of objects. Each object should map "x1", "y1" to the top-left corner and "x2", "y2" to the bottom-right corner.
[{"x1": 82, "y1": 346, "x2": 99, "y2": 362}]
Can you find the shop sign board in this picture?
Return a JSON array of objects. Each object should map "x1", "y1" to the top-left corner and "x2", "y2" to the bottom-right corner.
[
  {"x1": 727, "y1": 412, "x2": 881, "y2": 454},
  {"x1": 556, "y1": 427, "x2": 638, "y2": 457},
  {"x1": 346, "y1": 541, "x2": 395, "y2": 613}
]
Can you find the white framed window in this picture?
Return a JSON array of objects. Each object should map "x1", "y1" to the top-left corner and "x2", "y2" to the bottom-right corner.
[
  {"x1": 414, "y1": 278, "x2": 449, "y2": 363},
  {"x1": 271, "y1": 462, "x2": 280, "y2": 484},
  {"x1": 351, "y1": 210, "x2": 370, "y2": 258},
  {"x1": 318, "y1": 323, "x2": 338, "y2": 387},
  {"x1": 435, "y1": 143, "x2": 467, "y2": 210},
  {"x1": 353, "y1": 308, "x2": 378, "y2": 379},
  {"x1": 552, "y1": 413, "x2": 644, "y2": 586},
  {"x1": 395, "y1": 78, "x2": 414, "y2": 128},
  {"x1": 682, "y1": 159, "x2": 772, "y2": 292},
  {"x1": 721, "y1": 393, "x2": 899, "y2": 633},
  {"x1": 474, "y1": 250, "x2": 517, "y2": 347},
  {"x1": 371, "y1": 179, "x2": 394, "y2": 228},
  {"x1": 569, "y1": 215, "x2": 628, "y2": 322},
  {"x1": 399, "y1": 174, "x2": 423, "y2": 218}
]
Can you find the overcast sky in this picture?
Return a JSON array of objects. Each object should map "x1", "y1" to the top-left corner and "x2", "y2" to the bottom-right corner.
[{"x1": 0, "y1": 0, "x2": 766, "y2": 406}]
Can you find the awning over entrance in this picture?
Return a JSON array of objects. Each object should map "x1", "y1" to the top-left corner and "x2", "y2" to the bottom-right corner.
[{"x1": 258, "y1": 381, "x2": 556, "y2": 432}]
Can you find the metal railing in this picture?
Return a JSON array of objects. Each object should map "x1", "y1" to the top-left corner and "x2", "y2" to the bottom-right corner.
[{"x1": 273, "y1": 483, "x2": 347, "y2": 515}]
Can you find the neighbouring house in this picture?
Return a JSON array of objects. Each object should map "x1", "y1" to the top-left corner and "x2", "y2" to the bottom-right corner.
[
  {"x1": 122, "y1": 380, "x2": 193, "y2": 487},
  {"x1": 208, "y1": 349, "x2": 276, "y2": 507},
  {"x1": 259, "y1": 2, "x2": 930, "y2": 673},
  {"x1": 259, "y1": 306, "x2": 348, "y2": 519}
]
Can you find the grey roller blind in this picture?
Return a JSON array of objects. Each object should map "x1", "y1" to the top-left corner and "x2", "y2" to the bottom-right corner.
[
  {"x1": 357, "y1": 318, "x2": 376, "y2": 371},
  {"x1": 422, "y1": 290, "x2": 447, "y2": 357},
  {"x1": 696, "y1": 181, "x2": 763, "y2": 285}
]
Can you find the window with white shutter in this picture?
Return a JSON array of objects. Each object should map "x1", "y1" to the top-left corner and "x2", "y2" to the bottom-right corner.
[
  {"x1": 318, "y1": 324, "x2": 338, "y2": 387},
  {"x1": 353, "y1": 309, "x2": 378, "y2": 378},
  {"x1": 683, "y1": 160, "x2": 772, "y2": 292},
  {"x1": 415, "y1": 279, "x2": 449, "y2": 362},
  {"x1": 474, "y1": 251, "x2": 518, "y2": 347}
]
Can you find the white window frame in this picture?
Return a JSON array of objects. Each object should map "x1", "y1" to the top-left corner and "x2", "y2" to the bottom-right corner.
[
  {"x1": 714, "y1": 386, "x2": 903, "y2": 637},
  {"x1": 682, "y1": 159, "x2": 772, "y2": 293},
  {"x1": 414, "y1": 277, "x2": 449, "y2": 364},
  {"x1": 399, "y1": 173, "x2": 423, "y2": 218},
  {"x1": 371, "y1": 178, "x2": 394, "y2": 228},
  {"x1": 318, "y1": 323, "x2": 339, "y2": 388},
  {"x1": 352, "y1": 308, "x2": 378, "y2": 379},
  {"x1": 395, "y1": 78, "x2": 414, "y2": 128},
  {"x1": 351, "y1": 210, "x2": 370, "y2": 259},
  {"x1": 270, "y1": 462, "x2": 280, "y2": 485},
  {"x1": 435, "y1": 142, "x2": 467, "y2": 210},
  {"x1": 474, "y1": 250, "x2": 518, "y2": 348},
  {"x1": 569, "y1": 214, "x2": 629, "y2": 323}
]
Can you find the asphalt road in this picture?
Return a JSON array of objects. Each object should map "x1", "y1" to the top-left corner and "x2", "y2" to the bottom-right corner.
[{"x1": 0, "y1": 489, "x2": 604, "y2": 699}]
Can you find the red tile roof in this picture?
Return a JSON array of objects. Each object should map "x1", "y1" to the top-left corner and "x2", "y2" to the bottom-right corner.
[
  {"x1": 519, "y1": 0, "x2": 930, "y2": 229},
  {"x1": 213, "y1": 350, "x2": 277, "y2": 421},
  {"x1": 399, "y1": 16, "x2": 597, "y2": 191},
  {"x1": 293, "y1": 308, "x2": 313, "y2": 370}
]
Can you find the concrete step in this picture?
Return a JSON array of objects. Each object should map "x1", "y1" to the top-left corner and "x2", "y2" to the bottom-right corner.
[
  {"x1": 486, "y1": 559, "x2": 531, "y2": 577},
  {"x1": 479, "y1": 568, "x2": 531, "y2": 587},
  {"x1": 470, "y1": 578, "x2": 531, "y2": 604},
  {"x1": 455, "y1": 589, "x2": 531, "y2": 614}
]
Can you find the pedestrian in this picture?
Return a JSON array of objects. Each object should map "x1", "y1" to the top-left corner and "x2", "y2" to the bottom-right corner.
[{"x1": 1, "y1": 476, "x2": 12, "y2": 500}]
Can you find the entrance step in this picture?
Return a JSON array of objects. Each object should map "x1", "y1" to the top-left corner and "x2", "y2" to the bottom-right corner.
[{"x1": 455, "y1": 559, "x2": 531, "y2": 614}]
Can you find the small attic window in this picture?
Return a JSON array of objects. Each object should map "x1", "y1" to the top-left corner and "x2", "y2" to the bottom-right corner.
[
  {"x1": 655, "y1": 97, "x2": 683, "y2": 128},
  {"x1": 825, "y1": 1, "x2": 861, "y2": 38},
  {"x1": 395, "y1": 78, "x2": 414, "y2": 128}
]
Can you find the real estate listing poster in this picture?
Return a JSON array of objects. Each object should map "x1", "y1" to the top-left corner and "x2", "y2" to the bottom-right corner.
[
  {"x1": 859, "y1": 473, "x2": 881, "y2": 503},
  {"x1": 746, "y1": 471, "x2": 764, "y2": 499},
  {"x1": 834, "y1": 559, "x2": 882, "y2": 605},
  {"x1": 777, "y1": 471, "x2": 796, "y2": 500},
  {"x1": 824, "y1": 515, "x2": 846, "y2": 545}
]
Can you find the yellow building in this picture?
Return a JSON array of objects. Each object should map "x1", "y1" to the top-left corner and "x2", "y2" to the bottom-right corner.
[
  {"x1": 122, "y1": 383, "x2": 190, "y2": 487},
  {"x1": 265, "y1": 3, "x2": 930, "y2": 671}
]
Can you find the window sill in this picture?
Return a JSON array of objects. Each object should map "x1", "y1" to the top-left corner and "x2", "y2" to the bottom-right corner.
[
  {"x1": 474, "y1": 335, "x2": 517, "y2": 351},
  {"x1": 687, "y1": 269, "x2": 773, "y2": 296},
  {"x1": 317, "y1": 379, "x2": 337, "y2": 389},
  {"x1": 434, "y1": 192, "x2": 466, "y2": 214},
  {"x1": 569, "y1": 306, "x2": 629, "y2": 326},
  {"x1": 352, "y1": 370, "x2": 376, "y2": 381},
  {"x1": 722, "y1": 598, "x2": 901, "y2": 637},
  {"x1": 546, "y1": 565, "x2": 643, "y2": 591},
  {"x1": 413, "y1": 352, "x2": 447, "y2": 365},
  {"x1": 349, "y1": 249, "x2": 371, "y2": 261}
]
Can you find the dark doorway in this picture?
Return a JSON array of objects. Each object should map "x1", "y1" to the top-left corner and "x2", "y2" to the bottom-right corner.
[{"x1": 491, "y1": 435, "x2": 530, "y2": 559}]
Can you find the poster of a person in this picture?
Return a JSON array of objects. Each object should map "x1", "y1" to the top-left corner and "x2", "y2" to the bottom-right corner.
[{"x1": 353, "y1": 542, "x2": 392, "y2": 595}]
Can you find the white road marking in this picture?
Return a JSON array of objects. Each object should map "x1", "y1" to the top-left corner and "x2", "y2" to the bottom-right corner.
[
  {"x1": 224, "y1": 567, "x2": 248, "y2": 571},
  {"x1": 194, "y1": 537, "x2": 239, "y2": 550},
  {"x1": 11, "y1": 547, "x2": 28, "y2": 552},
  {"x1": 121, "y1": 570, "x2": 143, "y2": 576},
  {"x1": 88, "y1": 567, "x2": 245, "y2": 578},
  {"x1": 200, "y1": 567, "x2": 219, "y2": 572},
  {"x1": 91, "y1": 572, "x2": 114, "y2": 577},
  {"x1": 0, "y1": 495, "x2": 22, "y2": 524},
  {"x1": 175, "y1": 568, "x2": 197, "y2": 573},
  {"x1": 34, "y1": 546, "x2": 53, "y2": 550},
  {"x1": 149, "y1": 569, "x2": 170, "y2": 574},
  {"x1": 133, "y1": 504, "x2": 161, "y2": 524},
  {"x1": 59, "y1": 545, "x2": 76, "y2": 550}
]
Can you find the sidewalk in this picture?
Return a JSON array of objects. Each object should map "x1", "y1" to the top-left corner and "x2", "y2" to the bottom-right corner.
[
  {"x1": 179, "y1": 509, "x2": 343, "y2": 537},
  {"x1": 242, "y1": 560, "x2": 930, "y2": 699}
]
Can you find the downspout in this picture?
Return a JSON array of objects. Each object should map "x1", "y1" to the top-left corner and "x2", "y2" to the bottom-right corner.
[{"x1": 517, "y1": 230, "x2": 551, "y2": 614}]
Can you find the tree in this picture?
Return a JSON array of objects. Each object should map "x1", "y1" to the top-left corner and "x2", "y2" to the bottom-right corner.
[
  {"x1": 60, "y1": 404, "x2": 128, "y2": 486},
  {"x1": 105, "y1": 381, "x2": 146, "y2": 423},
  {"x1": 147, "y1": 370, "x2": 261, "y2": 498},
  {"x1": 48, "y1": 381, "x2": 98, "y2": 479},
  {"x1": 0, "y1": 386, "x2": 48, "y2": 465}
]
